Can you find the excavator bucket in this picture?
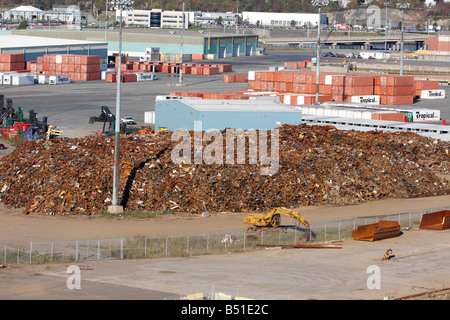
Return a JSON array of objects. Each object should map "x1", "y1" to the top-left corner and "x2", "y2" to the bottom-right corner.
[
  {"x1": 352, "y1": 220, "x2": 401, "y2": 241},
  {"x1": 419, "y1": 210, "x2": 450, "y2": 230}
]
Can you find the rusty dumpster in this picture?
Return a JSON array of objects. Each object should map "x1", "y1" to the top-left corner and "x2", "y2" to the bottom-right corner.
[
  {"x1": 419, "y1": 210, "x2": 450, "y2": 230},
  {"x1": 352, "y1": 220, "x2": 401, "y2": 241}
]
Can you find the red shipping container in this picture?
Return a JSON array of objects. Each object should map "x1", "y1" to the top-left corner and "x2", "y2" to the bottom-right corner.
[
  {"x1": 284, "y1": 62, "x2": 298, "y2": 69},
  {"x1": 122, "y1": 73, "x2": 137, "y2": 82},
  {"x1": 382, "y1": 86, "x2": 414, "y2": 96},
  {"x1": 203, "y1": 67, "x2": 219, "y2": 75},
  {"x1": 413, "y1": 80, "x2": 439, "y2": 90},
  {"x1": 379, "y1": 75, "x2": 414, "y2": 87},
  {"x1": 344, "y1": 85, "x2": 374, "y2": 96},
  {"x1": 372, "y1": 112, "x2": 406, "y2": 122},
  {"x1": 380, "y1": 95, "x2": 414, "y2": 105},
  {"x1": 344, "y1": 75, "x2": 374, "y2": 87}
]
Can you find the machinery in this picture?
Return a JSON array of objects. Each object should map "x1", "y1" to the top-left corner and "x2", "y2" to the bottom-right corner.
[
  {"x1": 243, "y1": 207, "x2": 311, "y2": 235},
  {"x1": 0, "y1": 94, "x2": 61, "y2": 140},
  {"x1": 89, "y1": 106, "x2": 116, "y2": 135},
  {"x1": 89, "y1": 106, "x2": 127, "y2": 135}
]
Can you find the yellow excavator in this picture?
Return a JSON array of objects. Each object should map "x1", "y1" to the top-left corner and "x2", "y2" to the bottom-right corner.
[{"x1": 243, "y1": 207, "x2": 312, "y2": 238}]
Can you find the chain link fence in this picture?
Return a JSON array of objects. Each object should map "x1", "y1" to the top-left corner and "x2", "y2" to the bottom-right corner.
[{"x1": 0, "y1": 206, "x2": 446, "y2": 265}]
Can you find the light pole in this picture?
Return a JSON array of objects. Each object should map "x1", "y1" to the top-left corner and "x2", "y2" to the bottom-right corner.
[
  {"x1": 398, "y1": 3, "x2": 409, "y2": 76},
  {"x1": 311, "y1": 0, "x2": 329, "y2": 105},
  {"x1": 384, "y1": 2, "x2": 389, "y2": 53},
  {"x1": 179, "y1": 0, "x2": 185, "y2": 85},
  {"x1": 108, "y1": 0, "x2": 134, "y2": 214},
  {"x1": 105, "y1": 0, "x2": 109, "y2": 42}
]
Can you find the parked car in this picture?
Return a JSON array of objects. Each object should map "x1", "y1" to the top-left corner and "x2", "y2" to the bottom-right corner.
[
  {"x1": 322, "y1": 52, "x2": 335, "y2": 57},
  {"x1": 121, "y1": 116, "x2": 136, "y2": 125}
]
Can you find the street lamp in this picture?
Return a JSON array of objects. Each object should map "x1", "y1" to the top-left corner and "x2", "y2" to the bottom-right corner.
[
  {"x1": 179, "y1": 0, "x2": 185, "y2": 85},
  {"x1": 384, "y1": 2, "x2": 389, "y2": 53},
  {"x1": 311, "y1": 0, "x2": 329, "y2": 105},
  {"x1": 108, "y1": 0, "x2": 134, "y2": 214},
  {"x1": 397, "y1": 3, "x2": 409, "y2": 76}
]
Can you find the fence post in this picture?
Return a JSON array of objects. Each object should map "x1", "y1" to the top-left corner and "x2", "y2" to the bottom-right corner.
[
  {"x1": 29, "y1": 241, "x2": 32, "y2": 264},
  {"x1": 51, "y1": 242, "x2": 53, "y2": 263},
  {"x1": 144, "y1": 238, "x2": 147, "y2": 259},
  {"x1": 187, "y1": 236, "x2": 189, "y2": 255},
  {"x1": 409, "y1": 212, "x2": 411, "y2": 228},
  {"x1": 206, "y1": 234, "x2": 209, "y2": 254},
  {"x1": 165, "y1": 237, "x2": 168, "y2": 257},
  {"x1": 324, "y1": 224, "x2": 327, "y2": 242},
  {"x1": 243, "y1": 232, "x2": 246, "y2": 251},
  {"x1": 339, "y1": 221, "x2": 341, "y2": 241},
  {"x1": 120, "y1": 238, "x2": 124, "y2": 260},
  {"x1": 76, "y1": 240, "x2": 79, "y2": 262},
  {"x1": 97, "y1": 240, "x2": 101, "y2": 260}
]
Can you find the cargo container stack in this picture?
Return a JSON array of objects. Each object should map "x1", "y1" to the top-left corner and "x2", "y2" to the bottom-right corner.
[
  {"x1": 0, "y1": 54, "x2": 25, "y2": 72},
  {"x1": 375, "y1": 75, "x2": 415, "y2": 105},
  {"x1": 29, "y1": 54, "x2": 101, "y2": 81}
]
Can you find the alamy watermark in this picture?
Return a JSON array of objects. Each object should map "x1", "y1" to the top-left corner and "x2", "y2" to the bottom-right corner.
[{"x1": 170, "y1": 121, "x2": 280, "y2": 176}]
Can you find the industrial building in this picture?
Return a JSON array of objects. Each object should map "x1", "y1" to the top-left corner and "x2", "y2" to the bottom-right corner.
[
  {"x1": 241, "y1": 12, "x2": 328, "y2": 28},
  {"x1": 0, "y1": 5, "x2": 85, "y2": 24},
  {"x1": 8, "y1": 29, "x2": 258, "y2": 58},
  {"x1": 116, "y1": 9, "x2": 190, "y2": 29},
  {"x1": 0, "y1": 34, "x2": 107, "y2": 62},
  {"x1": 155, "y1": 98, "x2": 302, "y2": 132}
]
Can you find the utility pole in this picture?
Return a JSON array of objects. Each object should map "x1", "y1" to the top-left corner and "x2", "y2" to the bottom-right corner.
[
  {"x1": 107, "y1": 0, "x2": 134, "y2": 214},
  {"x1": 311, "y1": 0, "x2": 329, "y2": 105},
  {"x1": 179, "y1": 0, "x2": 185, "y2": 85},
  {"x1": 398, "y1": 3, "x2": 409, "y2": 76}
]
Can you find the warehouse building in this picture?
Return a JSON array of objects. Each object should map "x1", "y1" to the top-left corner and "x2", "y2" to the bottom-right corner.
[
  {"x1": 9, "y1": 29, "x2": 258, "y2": 58},
  {"x1": 155, "y1": 98, "x2": 302, "y2": 132},
  {"x1": 0, "y1": 34, "x2": 108, "y2": 62}
]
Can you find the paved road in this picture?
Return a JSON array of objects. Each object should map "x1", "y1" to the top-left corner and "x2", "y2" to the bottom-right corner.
[{"x1": 1, "y1": 50, "x2": 449, "y2": 138}]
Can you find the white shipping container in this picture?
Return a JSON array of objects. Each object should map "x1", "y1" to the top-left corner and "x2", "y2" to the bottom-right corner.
[
  {"x1": 351, "y1": 95, "x2": 380, "y2": 105},
  {"x1": 49, "y1": 75, "x2": 70, "y2": 85},
  {"x1": 248, "y1": 71, "x2": 255, "y2": 81},
  {"x1": 144, "y1": 111, "x2": 155, "y2": 124},
  {"x1": 2, "y1": 74, "x2": 12, "y2": 85},
  {"x1": 38, "y1": 74, "x2": 49, "y2": 84},
  {"x1": 412, "y1": 109, "x2": 441, "y2": 122},
  {"x1": 420, "y1": 89, "x2": 446, "y2": 99},
  {"x1": 0, "y1": 72, "x2": 16, "y2": 84},
  {"x1": 101, "y1": 70, "x2": 115, "y2": 80},
  {"x1": 12, "y1": 74, "x2": 35, "y2": 86},
  {"x1": 145, "y1": 47, "x2": 160, "y2": 55},
  {"x1": 136, "y1": 73, "x2": 157, "y2": 81}
]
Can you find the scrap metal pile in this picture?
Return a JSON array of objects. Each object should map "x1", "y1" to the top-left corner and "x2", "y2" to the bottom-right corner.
[{"x1": 0, "y1": 124, "x2": 449, "y2": 215}]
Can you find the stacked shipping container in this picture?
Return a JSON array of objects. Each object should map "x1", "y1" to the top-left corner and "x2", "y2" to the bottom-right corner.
[
  {"x1": 0, "y1": 54, "x2": 25, "y2": 72},
  {"x1": 28, "y1": 54, "x2": 101, "y2": 81}
]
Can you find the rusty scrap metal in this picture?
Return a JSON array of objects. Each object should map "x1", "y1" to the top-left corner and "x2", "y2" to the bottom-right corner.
[{"x1": 0, "y1": 124, "x2": 450, "y2": 216}]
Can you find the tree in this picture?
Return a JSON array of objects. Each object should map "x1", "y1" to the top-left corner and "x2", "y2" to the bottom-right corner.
[{"x1": 17, "y1": 19, "x2": 28, "y2": 29}]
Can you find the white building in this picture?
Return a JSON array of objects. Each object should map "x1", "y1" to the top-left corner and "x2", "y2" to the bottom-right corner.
[
  {"x1": 242, "y1": 11, "x2": 328, "y2": 28},
  {"x1": 116, "y1": 9, "x2": 190, "y2": 29},
  {"x1": 193, "y1": 11, "x2": 239, "y2": 26}
]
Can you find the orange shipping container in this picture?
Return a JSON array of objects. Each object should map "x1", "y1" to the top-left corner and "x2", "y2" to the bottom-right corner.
[
  {"x1": 380, "y1": 95, "x2": 414, "y2": 105},
  {"x1": 344, "y1": 75, "x2": 374, "y2": 87},
  {"x1": 372, "y1": 112, "x2": 406, "y2": 122},
  {"x1": 379, "y1": 75, "x2": 414, "y2": 87},
  {"x1": 381, "y1": 86, "x2": 414, "y2": 96},
  {"x1": 344, "y1": 85, "x2": 374, "y2": 96},
  {"x1": 413, "y1": 80, "x2": 439, "y2": 90}
]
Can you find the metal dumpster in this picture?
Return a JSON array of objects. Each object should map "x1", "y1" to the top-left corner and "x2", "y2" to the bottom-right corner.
[
  {"x1": 352, "y1": 220, "x2": 401, "y2": 241},
  {"x1": 419, "y1": 210, "x2": 450, "y2": 230}
]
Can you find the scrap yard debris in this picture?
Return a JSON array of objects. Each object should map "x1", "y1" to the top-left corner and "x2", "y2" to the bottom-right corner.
[{"x1": 0, "y1": 124, "x2": 449, "y2": 216}]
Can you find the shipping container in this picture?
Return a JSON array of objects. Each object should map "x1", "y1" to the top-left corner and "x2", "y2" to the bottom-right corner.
[
  {"x1": 420, "y1": 89, "x2": 446, "y2": 99},
  {"x1": 49, "y1": 75, "x2": 71, "y2": 85}
]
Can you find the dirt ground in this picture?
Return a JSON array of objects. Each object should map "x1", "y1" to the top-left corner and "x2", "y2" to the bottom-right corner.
[{"x1": 1, "y1": 142, "x2": 450, "y2": 301}]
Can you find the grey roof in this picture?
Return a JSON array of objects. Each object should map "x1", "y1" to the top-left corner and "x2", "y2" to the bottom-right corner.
[
  {"x1": 179, "y1": 98, "x2": 301, "y2": 112},
  {"x1": 0, "y1": 35, "x2": 106, "y2": 50}
]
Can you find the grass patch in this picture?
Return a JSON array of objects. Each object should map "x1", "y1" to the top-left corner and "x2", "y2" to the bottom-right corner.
[{"x1": 98, "y1": 209, "x2": 169, "y2": 219}]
